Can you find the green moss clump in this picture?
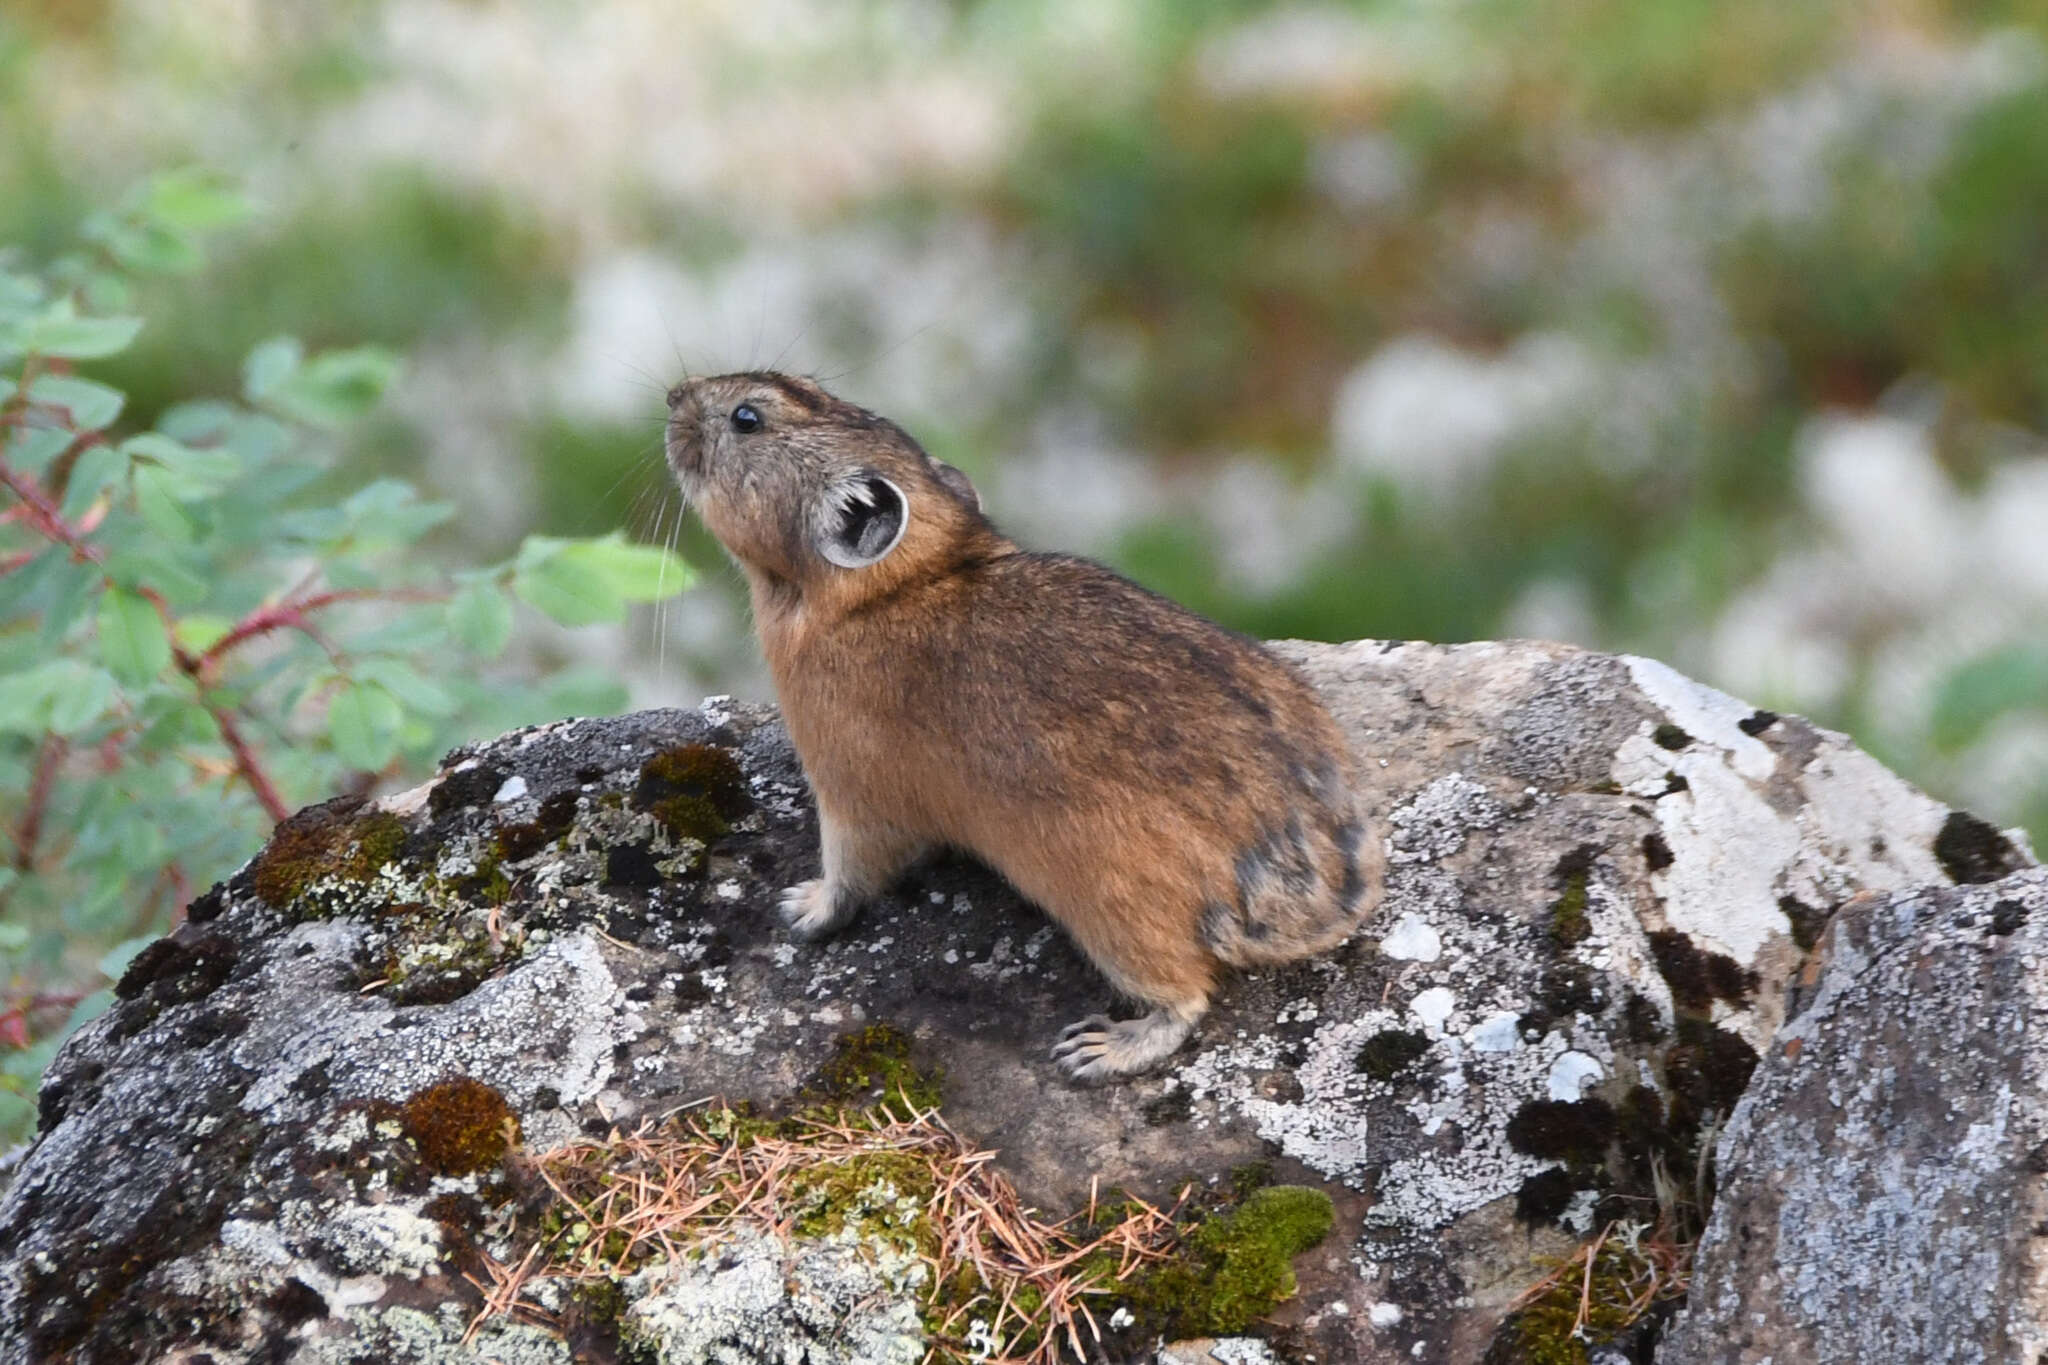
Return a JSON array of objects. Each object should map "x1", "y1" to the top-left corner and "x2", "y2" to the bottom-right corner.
[
  {"x1": 785, "y1": 1150, "x2": 939, "y2": 1248},
  {"x1": 453, "y1": 855, "x2": 512, "y2": 905},
  {"x1": 1651, "y1": 723, "x2": 1693, "y2": 751},
  {"x1": 377, "y1": 926, "x2": 509, "y2": 1005},
  {"x1": 1549, "y1": 869, "x2": 1591, "y2": 947},
  {"x1": 401, "y1": 1075, "x2": 519, "y2": 1175},
  {"x1": 809, "y1": 1023, "x2": 944, "y2": 1118},
  {"x1": 1123, "y1": 1185, "x2": 1335, "y2": 1337},
  {"x1": 570, "y1": 1278, "x2": 629, "y2": 1331},
  {"x1": 1488, "y1": 1240, "x2": 1665, "y2": 1364},
  {"x1": 248, "y1": 799, "x2": 409, "y2": 914},
  {"x1": 1355, "y1": 1028, "x2": 1432, "y2": 1081},
  {"x1": 633, "y1": 743, "x2": 750, "y2": 843}
]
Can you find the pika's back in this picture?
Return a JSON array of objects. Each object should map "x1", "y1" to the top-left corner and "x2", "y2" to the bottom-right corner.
[{"x1": 788, "y1": 547, "x2": 1376, "y2": 967}]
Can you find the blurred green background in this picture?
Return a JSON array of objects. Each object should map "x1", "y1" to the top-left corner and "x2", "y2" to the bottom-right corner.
[{"x1": 5, "y1": 0, "x2": 2045, "y2": 844}]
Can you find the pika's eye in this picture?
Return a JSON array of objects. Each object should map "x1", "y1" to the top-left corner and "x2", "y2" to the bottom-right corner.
[{"x1": 730, "y1": 404, "x2": 762, "y2": 434}]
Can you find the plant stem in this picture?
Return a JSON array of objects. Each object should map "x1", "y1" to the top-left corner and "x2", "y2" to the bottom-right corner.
[{"x1": 15, "y1": 734, "x2": 66, "y2": 870}]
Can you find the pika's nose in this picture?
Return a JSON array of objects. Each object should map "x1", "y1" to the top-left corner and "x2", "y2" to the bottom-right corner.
[{"x1": 665, "y1": 383, "x2": 688, "y2": 408}]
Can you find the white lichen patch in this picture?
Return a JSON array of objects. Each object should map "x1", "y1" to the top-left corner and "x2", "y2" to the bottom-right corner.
[
  {"x1": 321, "y1": 1302, "x2": 575, "y2": 1364},
  {"x1": 1379, "y1": 912, "x2": 1443, "y2": 962},
  {"x1": 285, "y1": 1199, "x2": 447, "y2": 1278},
  {"x1": 1387, "y1": 773, "x2": 1506, "y2": 863},
  {"x1": 1631, "y1": 742, "x2": 1798, "y2": 965},
  {"x1": 1409, "y1": 986, "x2": 1457, "y2": 1035},
  {"x1": 299, "y1": 929, "x2": 625, "y2": 1110},
  {"x1": 1177, "y1": 843, "x2": 1636, "y2": 1261},
  {"x1": 1612, "y1": 663, "x2": 1992, "y2": 1047},
  {"x1": 1623, "y1": 655, "x2": 1777, "y2": 783},
  {"x1": 1547, "y1": 1051, "x2": 1604, "y2": 1101},
  {"x1": 623, "y1": 1226, "x2": 925, "y2": 1365}
]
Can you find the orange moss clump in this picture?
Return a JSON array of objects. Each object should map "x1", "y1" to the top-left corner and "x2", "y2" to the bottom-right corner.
[{"x1": 401, "y1": 1076, "x2": 520, "y2": 1175}]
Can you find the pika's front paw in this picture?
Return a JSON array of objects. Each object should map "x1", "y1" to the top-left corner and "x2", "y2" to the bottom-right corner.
[
  {"x1": 778, "y1": 879, "x2": 855, "y2": 941},
  {"x1": 1051, "y1": 1010, "x2": 1194, "y2": 1083}
]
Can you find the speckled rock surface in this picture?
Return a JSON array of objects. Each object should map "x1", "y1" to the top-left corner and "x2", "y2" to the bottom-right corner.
[
  {"x1": 1658, "y1": 867, "x2": 2048, "y2": 1365},
  {"x1": 0, "y1": 639, "x2": 2030, "y2": 1365}
]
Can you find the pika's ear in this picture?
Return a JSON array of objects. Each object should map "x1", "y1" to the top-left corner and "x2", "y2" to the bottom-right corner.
[
  {"x1": 931, "y1": 460, "x2": 981, "y2": 512},
  {"x1": 815, "y1": 472, "x2": 908, "y2": 568}
]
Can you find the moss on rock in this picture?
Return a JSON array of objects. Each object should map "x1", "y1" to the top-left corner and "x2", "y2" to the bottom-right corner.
[
  {"x1": 809, "y1": 1023, "x2": 945, "y2": 1118},
  {"x1": 247, "y1": 798, "x2": 409, "y2": 915},
  {"x1": 401, "y1": 1076, "x2": 519, "y2": 1176},
  {"x1": 1118, "y1": 1184, "x2": 1336, "y2": 1339},
  {"x1": 633, "y1": 743, "x2": 750, "y2": 844}
]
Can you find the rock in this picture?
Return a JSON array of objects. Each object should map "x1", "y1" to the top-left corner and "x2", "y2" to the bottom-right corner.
[
  {"x1": 1659, "y1": 867, "x2": 2048, "y2": 1365},
  {"x1": 0, "y1": 640, "x2": 2030, "y2": 1365}
]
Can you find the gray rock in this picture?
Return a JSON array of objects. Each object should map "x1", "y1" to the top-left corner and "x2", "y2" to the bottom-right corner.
[
  {"x1": 1659, "y1": 867, "x2": 2048, "y2": 1365},
  {"x1": 0, "y1": 640, "x2": 2028, "y2": 1365}
]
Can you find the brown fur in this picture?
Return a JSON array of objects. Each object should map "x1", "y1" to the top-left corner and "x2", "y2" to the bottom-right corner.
[{"x1": 666, "y1": 371, "x2": 1383, "y2": 1079}]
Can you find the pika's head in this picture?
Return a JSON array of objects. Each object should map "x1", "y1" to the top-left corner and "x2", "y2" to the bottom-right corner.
[{"x1": 666, "y1": 371, "x2": 988, "y2": 597}]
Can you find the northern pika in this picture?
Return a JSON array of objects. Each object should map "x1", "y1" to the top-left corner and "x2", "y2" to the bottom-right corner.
[{"x1": 665, "y1": 372, "x2": 1383, "y2": 1080}]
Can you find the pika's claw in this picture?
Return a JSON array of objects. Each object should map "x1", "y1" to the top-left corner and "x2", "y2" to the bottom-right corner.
[
  {"x1": 1056, "y1": 1014, "x2": 1113, "y2": 1045},
  {"x1": 778, "y1": 879, "x2": 855, "y2": 941},
  {"x1": 1051, "y1": 1009, "x2": 1194, "y2": 1083}
]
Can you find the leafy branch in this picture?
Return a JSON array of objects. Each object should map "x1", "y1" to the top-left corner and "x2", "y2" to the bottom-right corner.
[{"x1": 0, "y1": 173, "x2": 695, "y2": 1143}]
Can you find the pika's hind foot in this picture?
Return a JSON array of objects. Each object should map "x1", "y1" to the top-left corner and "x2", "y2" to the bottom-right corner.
[
  {"x1": 778, "y1": 879, "x2": 857, "y2": 941},
  {"x1": 1051, "y1": 1009, "x2": 1195, "y2": 1083}
]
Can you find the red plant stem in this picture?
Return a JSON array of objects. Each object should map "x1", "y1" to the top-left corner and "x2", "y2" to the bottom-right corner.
[
  {"x1": 15, "y1": 734, "x2": 66, "y2": 870},
  {"x1": 0, "y1": 458, "x2": 105, "y2": 567},
  {"x1": 2, "y1": 452, "x2": 294, "y2": 825},
  {"x1": 195, "y1": 684, "x2": 290, "y2": 823},
  {"x1": 197, "y1": 586, "x2": 444, "y2": 670}
]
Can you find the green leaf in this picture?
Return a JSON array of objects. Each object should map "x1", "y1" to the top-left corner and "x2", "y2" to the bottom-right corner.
[
  {"x1": 103, "y1": 545, "x2": 209, "y2": 607},
  {"x1": 0, "y1": 667, "x2": 55, "y2": 735},
  {"x1": 5, "y1": 425, "x2": 73, "y2": 477},
  {"x1": 83, "y1": 211, "x2": 199, "y2": 275},
  {"x1": 79, "y1": 270, "x2": 131, "y2": 315},
  {"x1": 0, "y1": 270, "x2": 43, "y2": 320},
  {"x1": 122, "y1": 432, "x2": 240, "y2": 489},
  {"x1": 1932, "y1": 645, "x2": 2048, "y2": 752},
  {"x1": 97, "y1": 585, "x2": 172, "y2": 686},
  {"x1": 28, "y1": 374, "x2": 124, "y2": 430},
  {"x1": 173, "y1": 614, "x2": 234, "y2": 653},
  {"x1": 45, "y1": 662, "x2": 117, "y2": 734},
  {"x1": 0, "y1": 921, "x2": 28, "y2": 952},
  {"x1": 242, "y1": 335, "x2": 301, "y2": 402},
  {"x1": 57, "y1": 442, "x2": 129, "y2": 521},
  {"x1": 512, "y1": 544, "x2": 625, "y2": 627},
  {"x1": 144, "y1": 168, "x2": 251, "y2": 232},
  {"x1": 341, "y1": 478, "x2": 454, "y2": 545},
  {"x1": 327, "y1": 679, "x2": 403, "y2": 771},
  {"x1": 23, "y1": 300, "x2": 143, "y2": 359},
  {"x1": 0, "y1": 659, "x2": 117, "y2": 735},
  {"x1": 261, "y1": 345, "x2": 401, "y2": 426},
  {"x1": 447, "y1": 582, "x2": 515, "y2": 657},
  {"x1": 133, "y1": 466, "x2": 203, "y2": 543},
  {"x1": 355, "y1": 657, "x2": 457, "y2": 716},
  {"x1": 550, "y1": 532, "x2": 696, "y2": 602}
]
